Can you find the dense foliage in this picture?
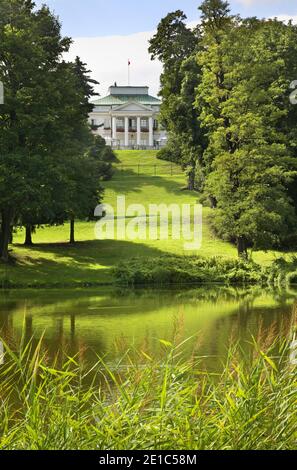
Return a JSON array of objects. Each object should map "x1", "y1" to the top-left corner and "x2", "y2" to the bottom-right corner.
[
  {"x1": 151, "y1": 0, "x2": 297, "y2": 257},
  {"x1": 0, "y1": 0, "x2": 116, "y2": 257},
  {"x1": 113, "y1": 255, "x2": 297, "y2": 288},
  {"x1": 113, "y1": 255, "x2": 265, "y2": 286}
]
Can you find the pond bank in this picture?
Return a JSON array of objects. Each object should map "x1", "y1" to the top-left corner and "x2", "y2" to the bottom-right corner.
[{"x1": 1, "y1": 254, "x2": 297, "y2": 289}]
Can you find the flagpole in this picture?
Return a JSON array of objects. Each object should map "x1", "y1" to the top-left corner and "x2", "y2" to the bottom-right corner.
[{"x1": 128, "y1": 59, "x2": 130, "y2": 86}]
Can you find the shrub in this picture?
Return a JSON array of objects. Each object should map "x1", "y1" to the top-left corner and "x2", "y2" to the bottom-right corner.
[
  {"x1": 88, "y1": 136, "x2": 117, "y2": 181},
  {"x1": 267, "y1": 257, "x2": 297, "y2": 287},
  {"x1": 157, "y1": 136, "x2": 182, "y2": 164},
  {"x1": 112, "y1": 255, "x2": 264, "y2": 286},
  {"x1": 286, "y1": 271, "x2": 297, "y2": 285}
]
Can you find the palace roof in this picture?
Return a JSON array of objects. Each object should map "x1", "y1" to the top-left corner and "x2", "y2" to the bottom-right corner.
[
  {"x1": 92, "y1": 86, "x2": 161, "y2": 107},
  {"x1": 92, "y1": 94, "x2": 161, "y2": 107}
]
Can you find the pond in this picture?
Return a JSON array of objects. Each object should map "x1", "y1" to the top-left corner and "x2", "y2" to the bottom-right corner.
[{"x1": 0, "y1": 286, "x2": 296, "y2": 371}]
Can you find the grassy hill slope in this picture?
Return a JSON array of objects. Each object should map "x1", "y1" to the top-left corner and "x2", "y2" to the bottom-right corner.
[{"x1": 0, "y1": 150, "x2": 289, "y2": 287}]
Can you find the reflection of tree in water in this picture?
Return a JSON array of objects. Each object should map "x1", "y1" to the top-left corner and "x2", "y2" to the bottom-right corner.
[
  {"x1": 0, "y1": 288, "x2": 296, "y2": 372},
  {"x1": 199, "y1": 297, "x2": 297, "y2": 372},
  {"x1": 113, "y1": 285, "x2": 263, "y2": 306},
  {"x1": 0, "y1": 303, "x2": 105, "y2": 366},
  {"x1": 37, "y1": 312, "x2": 106, "y2": 366},
  {"x1": 0, "y1": 285, "x2": 282, "y2": 324},
  {"x1": 0, "y1": 296, "x2": 25, "y2": 337}
]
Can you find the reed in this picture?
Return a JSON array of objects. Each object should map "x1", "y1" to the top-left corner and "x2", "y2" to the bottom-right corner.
[{"x1": 0, "y1": 335, "x2": 296, "y2": 450}]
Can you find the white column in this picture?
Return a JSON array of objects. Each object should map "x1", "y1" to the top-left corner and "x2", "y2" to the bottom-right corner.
[
  {"x1": 137, "y1": 117, "x2": 141, "y2": 146},
  {"x1": 125, "y1": 116, "x2": 129, "y2": 147},
  {"x1": 149, "y1": 117, "x2": 154, "y2": 147},
  {"x1": 112, "y1": 116, "x2": 117, "y2": 139}
]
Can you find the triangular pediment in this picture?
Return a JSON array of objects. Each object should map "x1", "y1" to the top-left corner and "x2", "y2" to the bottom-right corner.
[{"x1": 113, "y1": 101, "x2": 153, "y2": 112}]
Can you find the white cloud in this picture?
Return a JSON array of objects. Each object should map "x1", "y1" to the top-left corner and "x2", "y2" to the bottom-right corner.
[
  {"x1": 236, "y1": 0, "x2": 297, "y2": 20},
  {"x1": 274, "y1": 15, "x2": 297, "y2": 24},
  {"x1": 65, "y1": 20, "x2": 199, "y2": 100},
  {"x1": 66, "y1": 30, "x2": 163, "y2": 99},
  {"x1": 236, "y1": 0, "x2": 275, "y2": 5},
  {"x1": 65, "y1": 14, "x2": 296, "y2": 101}
]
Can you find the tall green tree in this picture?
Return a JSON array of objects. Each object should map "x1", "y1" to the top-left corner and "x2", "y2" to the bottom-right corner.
[
  {"x1": 149, "y1": 11, "x2": 205, "y2": 189},
  {"x1": 0, "y1": 0, "x2": 101, "y2": 260},
  {"x1": 195, "y1": 0, "x2": 234, "y2": 181},
  {"x1": 199, "y1": 14, "x2": 297, "y2": 255},
  {"x1": 152, "y1": 1, "x2": 297, "y2": 256}
]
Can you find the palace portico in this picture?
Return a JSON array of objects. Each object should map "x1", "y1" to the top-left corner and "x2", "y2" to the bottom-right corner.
[{"x1": 89, "y1": 85, "x2": 167, "y2": 149}]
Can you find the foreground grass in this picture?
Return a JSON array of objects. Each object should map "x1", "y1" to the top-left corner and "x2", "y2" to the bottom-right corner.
[
  {"x1": 0, "y1": 336, "x2": 296, "y2": 450},
  {"x1": 0, "y1": 150, "x2": 293, "y2": 287}
]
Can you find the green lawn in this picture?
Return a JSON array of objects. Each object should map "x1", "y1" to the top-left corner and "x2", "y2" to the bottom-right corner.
[{"x1": 0, "y1": 150, "x2": 291, "y2": 287}]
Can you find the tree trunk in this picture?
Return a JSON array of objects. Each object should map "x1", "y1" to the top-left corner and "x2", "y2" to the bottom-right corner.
[
  {"x1": 187, "y1": 168, "x2": 195, "y2": 191},
  {"x1": 237, "y1": 236, "x2": 248, "y2": 259},
  {"x1": 70, "y1": 218, "x2": 75, "y2": 244},
  {"x1": 24, "y1": 225, "x2": 33, "y2": 246},
  {"x1": 0, "y1": 209, "x2": 13, "y2": 263},
  {"x1": 209, "y1": 196, "x2": 217, "y2": 209}
]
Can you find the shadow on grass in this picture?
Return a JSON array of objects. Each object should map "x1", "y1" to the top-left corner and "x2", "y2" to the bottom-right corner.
[
  {"x1": 4, "y1": 239, "x2": 170, "y2": 286},
  {"x1": 2, "y1": 162, "x2": 194, "y2": 287},
  {"x1": 13, "y1": 239, "x2": 167, "y2": 265},
  {"x1": 105, "y1": 168, "x2": 192, "y2": 198}
]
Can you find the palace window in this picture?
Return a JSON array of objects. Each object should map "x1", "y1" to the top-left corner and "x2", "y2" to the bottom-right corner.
[
  {"x1": 116, "y1": 118, "x2": 124, "y2": 131},
  {"x1": 104, "y1": 118, "x2": 111, "y2": 129},
  {"x1": 129, "y1": 118, "x2": 136, "y2": 130}
]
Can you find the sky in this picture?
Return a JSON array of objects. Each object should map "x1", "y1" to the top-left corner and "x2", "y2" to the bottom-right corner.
[{"x1": 34, "y1": 0, "x2": 297, "y2": 97}]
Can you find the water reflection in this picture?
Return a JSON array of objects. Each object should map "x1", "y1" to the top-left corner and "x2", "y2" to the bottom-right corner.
[{"x1": 0, "y1": 286, "x2": 296, "y2": 371}]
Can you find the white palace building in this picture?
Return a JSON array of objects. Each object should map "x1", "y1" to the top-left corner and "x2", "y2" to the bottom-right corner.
[{"x1": 89, "y1": 85, "x2": 167, "y2": 149}]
